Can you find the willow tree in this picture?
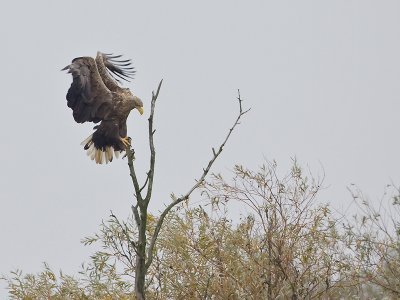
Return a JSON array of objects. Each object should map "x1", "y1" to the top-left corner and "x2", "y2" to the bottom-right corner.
[{"x1": 120, "y1": 80, "x2": 249, "y2": 299}]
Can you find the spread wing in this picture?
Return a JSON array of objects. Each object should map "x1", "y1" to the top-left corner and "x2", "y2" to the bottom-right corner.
[{"x1": 62, "y1": 57, "x2": 113, "y2": 123}]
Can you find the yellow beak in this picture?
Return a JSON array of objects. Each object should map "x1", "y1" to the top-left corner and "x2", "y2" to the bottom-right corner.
[{"x1": 137, "y1": 106, "x2": 144, "y2": 115}]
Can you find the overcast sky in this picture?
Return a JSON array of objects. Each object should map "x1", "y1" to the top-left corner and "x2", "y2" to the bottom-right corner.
[{"x1": 1, "y1": 1, "x2": 399, "y2": 297}]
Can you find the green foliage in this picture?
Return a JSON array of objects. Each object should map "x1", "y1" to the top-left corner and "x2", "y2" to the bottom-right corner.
[
  {"x1": 4, "y1": 263, "x2": 87, "y2": 300},
  {"x1": 342, "y1": 184, "x2": 400, "y2": 299},
  {"x1": 151, "y1": 160, "x2": 352, "y2": 299},
  {"x1": 4, "y1": 162, "x2": 400, "y2": 299}
]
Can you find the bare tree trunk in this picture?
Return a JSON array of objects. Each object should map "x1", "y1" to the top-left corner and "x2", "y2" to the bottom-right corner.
[
  {"x1": 135, "y1": 254, "x2": 146, "y2": 300},
  {"x1": 135, "y1": 206, "x2": 147, "y2": 300},
  {"x1": 127, "y1": 81, "x2": 163, "y2": 300}
]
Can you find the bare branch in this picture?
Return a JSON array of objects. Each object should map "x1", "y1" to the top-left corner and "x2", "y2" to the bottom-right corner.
[
  {"x1": 144, "y1": 80, "x2": 163, "y2": 205},
  {"x1": 139, "y1": 172, "x2": 151, "y2": 194},
  {"x1": 146, "y1": 90, "x2": 249, "y2": 269},
  {"x1": 126, "y1": 80, "x2": 163, "y2": 210},
  {"x1": 126, "y1": 147, "x2": 143, "y2": 203},
  {"x1": 132, "y1": 205, "x2": 141, "y2": 228}
]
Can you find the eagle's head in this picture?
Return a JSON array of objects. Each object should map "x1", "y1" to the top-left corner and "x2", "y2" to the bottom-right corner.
[{"x1": 133, "y1": 95, "x2": 144, "y2": 115}]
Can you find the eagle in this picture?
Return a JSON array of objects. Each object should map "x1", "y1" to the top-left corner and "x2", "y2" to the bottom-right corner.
[{"x1": 62, "y1": 52, "x2": 143, "y2": 164}]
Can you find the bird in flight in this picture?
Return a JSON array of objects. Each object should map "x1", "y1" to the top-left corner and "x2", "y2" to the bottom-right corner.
[{"x1": 62, "y1": 52, "x2": 143, "y2": 164}]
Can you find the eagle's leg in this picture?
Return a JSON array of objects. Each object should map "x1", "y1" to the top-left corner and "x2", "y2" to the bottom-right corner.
[{"x1": 120, "y1": 136, "x2": 132, "y2": 148}]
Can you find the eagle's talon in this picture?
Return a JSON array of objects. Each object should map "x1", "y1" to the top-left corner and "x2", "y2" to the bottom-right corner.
[{"x1": 120, "y1": 136, "x2": 132, "y2": 148}]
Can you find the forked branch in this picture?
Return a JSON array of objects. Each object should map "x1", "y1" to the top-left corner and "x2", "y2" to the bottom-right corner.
[
  {"x1": 145, "y1": 90, "x2": 250, "y2": 269},
  {"x1": 126, "y1": 80, "x2": 163, "y2": 210}
]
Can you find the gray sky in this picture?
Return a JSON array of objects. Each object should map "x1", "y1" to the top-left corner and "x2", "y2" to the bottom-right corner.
[{"x1": 1, "y1": 0, "x2": 399, "y2": 297}]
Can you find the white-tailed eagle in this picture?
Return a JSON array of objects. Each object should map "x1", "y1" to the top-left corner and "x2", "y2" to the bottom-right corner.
[{"x1": 62, "y1": 52, "x2": 143, "y2": 164}]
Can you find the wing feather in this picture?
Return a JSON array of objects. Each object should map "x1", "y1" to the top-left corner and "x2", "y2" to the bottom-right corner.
[
  {"x1": 99, "y1": 52, "x2": 136, "y2": 83},
  {"x1": 63, "y1": 57, "x2": 113, "y2": 123}
]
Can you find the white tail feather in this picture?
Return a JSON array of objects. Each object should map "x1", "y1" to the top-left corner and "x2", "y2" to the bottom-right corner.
[
  {"x1": 106, "y1": 147, "x2": 113, "y2": 162},
  {"x1": 80, "y1": 134, "x2": 123, "y2": 164},
  {"x1": 80, "y1": 134, "x2": 93, "y2": 146},
  {"x1": 105, "y1": 152, "x2": 109, "y2": 164},
  {"x1": 87, "y1": 144, "x2": 95, "y2": 156}
]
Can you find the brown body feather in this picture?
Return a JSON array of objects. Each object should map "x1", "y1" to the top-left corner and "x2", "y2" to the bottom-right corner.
[{"x1": 63, "y1": 52, "x2": 143, "y2": 164}]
